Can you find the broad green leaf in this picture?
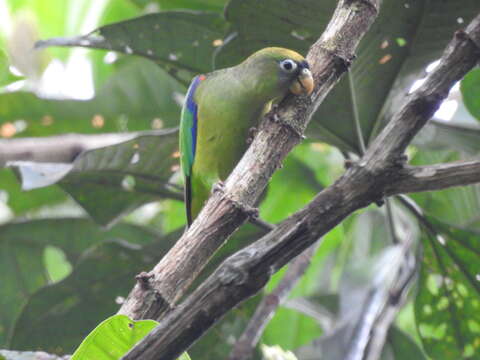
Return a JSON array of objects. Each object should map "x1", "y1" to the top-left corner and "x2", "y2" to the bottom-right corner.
[
  {"x1": 460, "y1": 68, "x2": 480, "y2": 123},
  {"x1": 9, "y1": 229, "x2": 180, "y2": 353},
  {"x1": 37, "y1": 11, "x2": 227, "y2": 76},
  {"x1": 9, "y1": 129, "x2": 182, "y2": 226},
  {"x1": 0, "y1": 218, "x2": 160, "y2": 348},
  {"x1": 70, "y1": 314, "x2": 190, "y2": 360},
  {"x1": 415, "y1": 218, "x2": 480, "y2": 359},
  {"x1": 71, "y1": 315, "x2": 158, "y2": 360},
  {"x1": 414, "y1": 119, "x2": 480, "y2": 154}
]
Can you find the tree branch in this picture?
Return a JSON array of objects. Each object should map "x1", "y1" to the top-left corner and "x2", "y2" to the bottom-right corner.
[
  {"x1": 121, "y1": 12, "x2": 480, "y2": 360},
  {"x1": 0, "y1": 131, "x2": 163, "y2": 166},
  {"x1": 228, "y1": 242, "x2": 319, "y2": 360},
  {"x1": 386, "y1": 160, "x2": 480, "y2": 195},
  {"x1": 117, "y1": 0, "x2": 381, "y2": 322}
]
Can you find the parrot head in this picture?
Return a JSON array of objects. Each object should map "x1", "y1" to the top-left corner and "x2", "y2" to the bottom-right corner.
[{"x1": 242, "y1": 47, "x2": 314, "y2": 98}]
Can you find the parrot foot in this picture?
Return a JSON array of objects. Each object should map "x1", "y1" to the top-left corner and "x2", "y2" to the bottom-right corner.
[
  {"x1": 247, "y1": 126, "x2": 258, "y2": 144},
  {"x1": 268, "y1": 111, "x2": 305, "y2": 140},
  {"x1": 135, "y1": 271, "x2": 154, "y2": 290},
  {"x1": 212, "y1": 180, "x2": 259, "y2": 219}
]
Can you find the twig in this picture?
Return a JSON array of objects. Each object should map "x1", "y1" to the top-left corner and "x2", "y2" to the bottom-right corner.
[
  {"x1": 228, "y1": 242, "x2": 319, "y2": 360},
  {"x1": 121, "y1": 13, "x2": 480, "y2": 360}
]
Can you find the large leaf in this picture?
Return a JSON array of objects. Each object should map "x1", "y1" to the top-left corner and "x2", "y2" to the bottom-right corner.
[
  {"x1": 70, "y1": 314, "x2": 190, "y2": 360},
  {"x1": 415, "y1": 218, "x2": 480, "y2": 359},
  {"x1": 9, "y1": 129, "x2": 182, "y2": 226},
  {"x1": 8, "y1": 228, "x2": 180, "y2": 353},
  {"x1": 71, "y1": 315, "x2": 159, "y2": 360},
  {"x1": 0, "y1": 218, "x2": 161, "y2": 348},
  {"x1": 37, "y1": 11, "x2": 227, "y2": 75}
]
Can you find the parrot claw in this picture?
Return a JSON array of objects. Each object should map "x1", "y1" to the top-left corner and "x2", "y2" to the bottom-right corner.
[
  {"x1": 212, "y1": 180, "x2": 225, "y2": 194},
  {"x1": 135, "y1": 271, "x2": 154, "y2": 290},
  {"x1": 247, "y1": 126, "x2": 258, "y2": 144}
]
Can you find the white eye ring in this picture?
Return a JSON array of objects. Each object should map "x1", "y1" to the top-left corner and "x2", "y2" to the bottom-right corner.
[{"x1": 280, "y1": 59, "x2": 297, "y2": 72}]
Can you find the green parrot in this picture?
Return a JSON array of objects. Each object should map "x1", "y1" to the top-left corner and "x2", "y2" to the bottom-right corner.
[{"x1": 179, "y1": 47, "x2": 314, "y2": 226}]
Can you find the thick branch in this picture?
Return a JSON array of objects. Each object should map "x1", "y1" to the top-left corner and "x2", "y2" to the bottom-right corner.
[
  {"x1": 386, "y1": 160, "x2": 480, "y2": 195},
  {"x1": 117, "y1": 0, "x2": 380, "y2": 321},
  {"x1": 122, "y1": 13, "x2": 480, "y2": 360}
]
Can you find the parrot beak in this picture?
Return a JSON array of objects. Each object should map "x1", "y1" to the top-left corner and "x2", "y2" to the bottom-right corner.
[{"x1": 290, "y1": 67, "x2": 314, "y2": 95}]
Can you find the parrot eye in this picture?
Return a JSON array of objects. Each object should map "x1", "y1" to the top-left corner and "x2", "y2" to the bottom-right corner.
[{"x1": 280, "y1": 59, "x2": 297, "y2": 73}]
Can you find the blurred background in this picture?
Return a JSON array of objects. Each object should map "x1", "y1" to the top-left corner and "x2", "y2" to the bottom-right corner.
[{"x1": 1, "y1": 1, "x2": 480, "y2": 359}]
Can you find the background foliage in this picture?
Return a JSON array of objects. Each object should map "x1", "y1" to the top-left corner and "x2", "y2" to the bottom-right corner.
[{"x1": 1, "y1": 0, "x2": 480, "y2": 359}]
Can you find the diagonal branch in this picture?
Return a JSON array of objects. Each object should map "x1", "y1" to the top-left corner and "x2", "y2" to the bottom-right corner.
[
  {"x1": 117, "y1": 0, "x2": 381, "y2": 322},
  {"x1": 122, "y1": 12, "x2": 480, "y2": 360}
]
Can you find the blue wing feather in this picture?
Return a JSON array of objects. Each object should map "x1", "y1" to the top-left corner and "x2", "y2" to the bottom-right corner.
[{"x1": 180, "y1": 75, "x2": 204, "y2": 226}]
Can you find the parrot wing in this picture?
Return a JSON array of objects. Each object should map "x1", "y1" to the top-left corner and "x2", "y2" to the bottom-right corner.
[{"x1": 179, "y1": 74, "x2": 205, "y2": 226}]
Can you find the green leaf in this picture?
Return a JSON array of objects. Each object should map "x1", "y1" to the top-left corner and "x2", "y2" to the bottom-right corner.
[
  {"x1": 71, "y1": 315, "x2": 158, "y2": 360},
  {"x1": 415, "y1": 218, "x2": 480, "y2": 359},
  {"x1": 460, "y1": 68, "x2": 480, "y2": 123},
  {"x1": 37, "y1": 11, "x2": 227, "y2": 75},
  {"x1": 0, "y1": 218, "x2": 161, "y2": 348},
  {"x1": 9, "y1": 129, "x2": 182, "y2": 226}
]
